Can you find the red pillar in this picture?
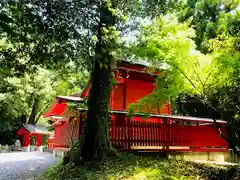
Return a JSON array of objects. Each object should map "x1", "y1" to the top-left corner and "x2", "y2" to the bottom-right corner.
[
  {"x1": 36, "y1": 134, "x2": 43, "y2": 152},
  {"x1": 22, "y1": 133, "x2": 30, "y2": 152}
]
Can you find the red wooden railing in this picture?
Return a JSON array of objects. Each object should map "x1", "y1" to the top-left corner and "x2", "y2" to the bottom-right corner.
[
  {"x1": 48, "y1": 109, "x2": 228, "y2": 152},
  {"x1": 110, "y1": 111, "x2": 228, "y2": 152}
]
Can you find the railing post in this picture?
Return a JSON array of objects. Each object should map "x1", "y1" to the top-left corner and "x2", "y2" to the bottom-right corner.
[
  {"x1": 127, "y1": 116, "x2": 131, "y2": 150},
  {"x1": 123, "y1": 78, "x2": 127, "y2": 110},
  {"x1": 110, "y1": 112, "x2": 115, "y2": 147},
  {"x1": 166, "y1": 118, "x2": 170, "y2": 150}
]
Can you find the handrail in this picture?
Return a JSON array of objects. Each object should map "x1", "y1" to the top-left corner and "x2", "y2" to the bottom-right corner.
[{"x1": 78, "y1": 108, "x2": 227, "y2": 124}]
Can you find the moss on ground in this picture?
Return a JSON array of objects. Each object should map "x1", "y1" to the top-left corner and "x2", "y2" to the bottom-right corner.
[{"x1": 40, "y1": 153, "x2": 239, "y2": 180}]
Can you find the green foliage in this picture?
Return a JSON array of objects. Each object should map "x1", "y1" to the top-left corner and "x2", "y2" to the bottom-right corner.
[
  {"x1": 0, "y1": 66, "x2": 87, "y2": 144},
  {"x1": 0, "y1": 67, "x2": 87, "y2": 123},
  {"x1": 139, "y1": 0, "x2": 185, "y2": 17},
  {"x1": 40, "y1": 153, "x2": 238, "y2": 180},
  {"x1": 69, "y1": 141, "x2": 82, "y2": 164},
  {"x1": 1, "y1": 68, "x2": 55, "y2": 118},
  {"x1": 129, "y1": 14, "x2": 214, "y2": 112},
  {"x1": 30, "y1": 136, "x2": 36, "y2": 145},
  {"x1": 130, "y1": 7, "x2": 240, "y2": 117},
  {"x1": 0, "y1": 0, "x2": 88, "y2": 74},
  {"x1": 179, "y1": 0, "x2": 240, "y2": 53},
  {"x1": 42, "y1": 135, "x2": 49, "y2": 146},
  {"x1": 0, "y1": 97, "x2": 22, "y2": 145}
]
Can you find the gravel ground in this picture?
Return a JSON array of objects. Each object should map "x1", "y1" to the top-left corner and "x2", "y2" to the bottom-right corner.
[{"x1": 0, "y1": 152, "x2": 57, "y2": 180}]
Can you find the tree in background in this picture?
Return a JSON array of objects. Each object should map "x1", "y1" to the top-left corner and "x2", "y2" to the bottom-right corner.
[
  {"x1": 180, "y1": 0, "x2": 240, "y2": 53},
  {"x1": 1, "y1": 67, "x2": 87, "y2": 124},
  {"x1": 0, "y1": 66, "x2": 87, "y2": 144},
  {"x1": 130, "y1": 13, "x2": 214, "y2": 109}
]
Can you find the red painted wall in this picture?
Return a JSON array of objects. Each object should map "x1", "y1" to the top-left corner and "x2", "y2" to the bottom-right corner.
[
  {"x1": 54, "y1": 123, "x2": 69, "y2": 147},
  {"x1": 110, "y1": 78, "x2": 171, "y2": 114},
  {"x1": 54, "y1": 118, "x2": 80, "y2": 148}
]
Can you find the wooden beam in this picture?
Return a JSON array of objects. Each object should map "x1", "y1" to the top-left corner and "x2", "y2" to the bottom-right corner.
[
  {"x1": 77, "y1": 108, "x2": 227, "y2": 124},
  {"x1": 112, "y1": 67, "x2": 157, "y2": 77}
]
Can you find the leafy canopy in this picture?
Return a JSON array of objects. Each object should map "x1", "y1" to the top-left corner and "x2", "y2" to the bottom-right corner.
[{"x1": 130, "y1": 14, "x2": 215, "y2": 111}]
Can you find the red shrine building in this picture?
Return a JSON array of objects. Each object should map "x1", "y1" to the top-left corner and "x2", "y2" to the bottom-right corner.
[
  {"x1": 43, "y1": 60, "x2": 229, "y2": 161},
  {"x1": 16, "y1": 124, "x2": 52, "y2": 152}
]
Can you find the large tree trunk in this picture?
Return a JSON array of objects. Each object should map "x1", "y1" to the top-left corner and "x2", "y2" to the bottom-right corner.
[
  {"x1": 28, "y1": 99, "x2": 38, "y2": 124},
  {"x1": 78, "y1": 2, "x2": 116, "y2": 161}
]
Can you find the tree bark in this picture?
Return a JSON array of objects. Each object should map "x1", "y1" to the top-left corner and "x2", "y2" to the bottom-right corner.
[
  {"x1": 20, "y1": 114, "x2": 27, "y2": 124},
  {"x1": 78, "y1": 2, "x2": 116, "y2": 161},
  {"x1": 28, "y1": 99, "x2": 38, "y2": 124},
  {"x1": 34, "y1": 104, "x2": 49, "y2": 124}
]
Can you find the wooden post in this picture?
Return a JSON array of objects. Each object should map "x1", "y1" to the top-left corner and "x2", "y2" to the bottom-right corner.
[
  {"x1": 36, "y1": 135, "x2": 43, "y2": 152},
  {"x1": 166, "y1": 118, "x2": 170, "y2": 150},
  {"x1": 23, "y1": 134, "x2": 30, "y2": 152},
  {"x1": 123, "y1": 79, "x2": 127, "y2": 110},
  {"x1": 127, "y1": 116, "x2": 132, "y2": 150}
]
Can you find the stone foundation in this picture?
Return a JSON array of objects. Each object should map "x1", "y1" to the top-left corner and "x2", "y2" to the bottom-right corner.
[
  {"x1": 36, "y1": 146, "x2": 43, "y2": 152},
  {"x1": 30, "y1": 145, "x2": 36, "y2": 151},
  {"x1": 53, "y1": 147, "x2": 70, "y2": 158},
  {"x1": 22, "y1": 146, "x2": 30, "y2": 152},
  {"x1": 168, "y1": 152, "x2": 229, "y2": 163},
  {"x1": 50, "y1": 146, "x2": 230, "y2": 163}
]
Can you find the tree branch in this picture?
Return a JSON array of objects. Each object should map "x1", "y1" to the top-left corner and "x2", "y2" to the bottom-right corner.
[
  {"x1": 192, "y1": 65, "x2": 205, "y2": 93},
  {"x1": 203, "y1": 69, "x2": 213, "y2": 87},
  {"x1": 34, "y1": 101, "x2": 53, "y2": 124},
  {"x1": 172, "y1": 63, "x2": 202, "y2": 95}
]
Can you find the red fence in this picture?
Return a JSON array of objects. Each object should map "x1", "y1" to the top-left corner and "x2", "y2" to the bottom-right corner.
[
  {"x1": 110, "y1": 112, "x2": 228, "y2": 152},
  {"x1": 48, "y1": 110, "x2": 228, "y2": 152}
]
